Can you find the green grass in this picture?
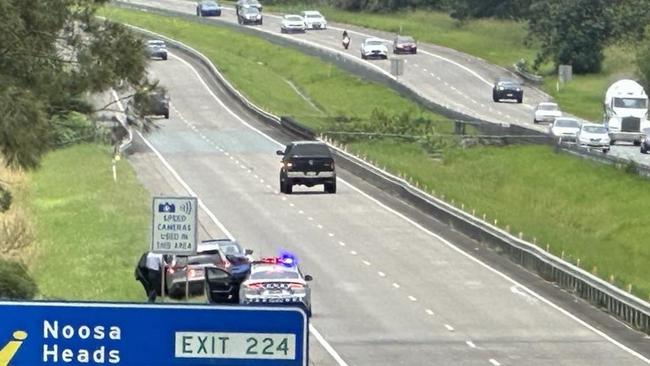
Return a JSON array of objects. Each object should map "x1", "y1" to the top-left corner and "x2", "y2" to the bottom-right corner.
[
  {"x1": 349, "y1": 140, "x2": 650, "y2": 299},
  {"x1": 101, "y1": 6, "x2": 452, "y2": 133},
  {"x1": 262, "y1": 3, "x2": 637, "y2": 122},
  {"x1": 27, "y1": 144, "x2": 151, "y2": 301}
]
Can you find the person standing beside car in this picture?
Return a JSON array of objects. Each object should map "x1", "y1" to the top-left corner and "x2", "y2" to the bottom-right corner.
[{"x1": 145, "y1": 251, "x2": 165, "y2": 302}]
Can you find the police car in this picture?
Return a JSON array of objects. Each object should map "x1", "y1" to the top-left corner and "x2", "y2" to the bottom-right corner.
[{"x1": 239, "y1": 256, "x2": 313, "y2": 316}]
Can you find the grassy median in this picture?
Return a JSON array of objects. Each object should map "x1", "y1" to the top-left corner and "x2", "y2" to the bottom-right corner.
[
  {"x1": 102, "y1": 7, "x2": 650, "y2": 300},
  {"x1": 100, "y1": 6, "x2": 452, "y2": 133},
  {"x1": 27, "y1": 144, "x2": 150, "y2": 301}
]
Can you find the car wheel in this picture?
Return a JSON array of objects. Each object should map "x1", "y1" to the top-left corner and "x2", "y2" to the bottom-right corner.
[
  {"x1": 492, "y1": 93, "x2": 499, "y2": 103},
  {"x1": 609, "y1": 139, "x2": 616, "y2": 146},
  {"x1": 533, "y1": 119, "x2": 538, "y2": 124},
  {"x1": 284, "y1": 179, "x2": 293, "y2": 194},
  {"x1": 517, "y1": 96, "x2": 523, "y2": 104},
  {"x1": 197, "y1": 10, "x2": 200, "y2": 16},
  {"x1": 281, "y1": 28, "x2": 285, "y2": 33},
  {"x1": 162, "y1": 54, "x2": 168, "y2": 61},
  {"x1": 413, "y1": 49, "x2": 417, "y2": 54},
  {"x1": 324, "y1": 181, "x2": 336, "y2": 194},
  {"x1": 603, "y1": 148, "x2": 610, "y2": 154},
  {"x1": 164, "y1": 111, "x2": 170, "y2": 119},
  {"x1": 259, "y1": 19, "x2": 263, "y2": 25},
  {"x1": 634, "y1": 140, "x2": 641, "y2": 146},
  {"x1": 361, "y1": 53, "x2": 366, "y2": 60},
  {"x1": 216, "y1": 11, "x2": 221, "y2": 16},
  {"x1": 641, "y1": 145, "x2": 647, "y2": 154}
]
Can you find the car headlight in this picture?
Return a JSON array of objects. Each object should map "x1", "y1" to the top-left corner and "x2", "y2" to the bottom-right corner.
[
  {"x1": 516, "y1": 88, "x2": 522, "y2": 91},
  {"x1": 498, "y1": 87, "x2": 504, "y2": 91}
]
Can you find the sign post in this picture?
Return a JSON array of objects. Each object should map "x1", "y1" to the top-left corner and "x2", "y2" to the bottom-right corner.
[
  {"x1": 152, "y1": 196, "x2": 199, "y2": 302},
  {"x1": 0, "y1": 301, "x2": 308, "y2": 366}
]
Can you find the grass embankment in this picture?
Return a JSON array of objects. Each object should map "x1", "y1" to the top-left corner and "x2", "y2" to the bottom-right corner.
[
  {"x1": 27, "y1": 144, "x2": 150, "y2": 301},
  {"x1": 103, "y1": 7, "x2": 650, "y2": 299},
  {"x1": 100, "y1": 7, "x2": 452, "y2": 133},
  {"x1": 263, "y1": 3, "x2": 637, "y2": 122}
]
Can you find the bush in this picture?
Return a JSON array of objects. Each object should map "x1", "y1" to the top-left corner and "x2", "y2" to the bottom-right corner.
[
  {"x1": 0, "y1": 258, "x2": 37, "y2": 300},
  {"x1": 0, "y1": 186, "x2": 10, "y2": 213},
  {"x1": 52, "y1": 112, "x2": 98, "y2": 147},
  {"x1": 636, "y1": 29, "x2": 650, "y2": 88}
]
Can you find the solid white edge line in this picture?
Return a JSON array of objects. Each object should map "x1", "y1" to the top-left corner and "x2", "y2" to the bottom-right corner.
[
  {"x1": 144, "y1": 52, "x2": 350, "y2": 366},
  {"x1": 166, "y1": 51, "x2": 650, "y2": 364}
]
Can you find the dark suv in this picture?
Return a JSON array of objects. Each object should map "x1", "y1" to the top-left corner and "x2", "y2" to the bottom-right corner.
[
  {"x1": 492, "y1": 77, "x2": 523, "y2": 103},
  {"x1": 277, "y1": 141, "x2": 336, "y2": 194}
]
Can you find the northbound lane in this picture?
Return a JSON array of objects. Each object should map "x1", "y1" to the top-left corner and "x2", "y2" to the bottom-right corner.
[{"x1": 126, "y1": 47, "x2": 649, "y2": 365}]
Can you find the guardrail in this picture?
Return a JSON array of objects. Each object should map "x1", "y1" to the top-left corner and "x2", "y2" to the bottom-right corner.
[
  {"x1": 121, "y1": 20, "x2": 650, "y2": 336},
  {"x1": 558, "y1": 142, "x2": 650, "y2": 177},
  {"x1": 109, "y1": 89, "x2": 134, "y2": 154}
]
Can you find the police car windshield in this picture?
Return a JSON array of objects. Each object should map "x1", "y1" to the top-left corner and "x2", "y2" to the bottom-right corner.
[
  {"x1": 250, "y1": 268, "x2": 300, "y2": 280},
  {"x1": 218, "y1": 242, "x2": 242, "y2": 255}
]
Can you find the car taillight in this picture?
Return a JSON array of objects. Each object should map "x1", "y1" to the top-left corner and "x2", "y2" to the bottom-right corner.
[
  {"x1": 284, "y1": 161, "x2": 293, "y2": 169},
  {"x1": 189, "y1": 269, "x2": 196, "y2": 277},
  {"x1": 288, "y1": 283, "x2": 304, "y2": 289},
  {"x1": 247, "y1": 283, "x2": 263, "y2": 289}
]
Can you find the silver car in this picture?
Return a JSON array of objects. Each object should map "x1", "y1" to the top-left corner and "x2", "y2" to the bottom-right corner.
[
  {"x1": 239, "y1": 257, "x2": 313, "y2": 316},
  {"x1": 281, "y1": 14, "x2": 306, "y2": 33},
  {"x1": 549, "y1": 117, "x2": 581, "y2": 142},
  {"x1": 360, "y1": 38, "x2": 388, "y2": 60},
  {"x1": 145, "y1": 40, "x2": 168, "y2": 60}
]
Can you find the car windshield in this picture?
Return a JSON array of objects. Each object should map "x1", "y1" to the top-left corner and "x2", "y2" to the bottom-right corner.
[
  {"x1": 613, "y1": 97, "x2": 648, "y2": 109},
  {"x1": 290, "y1": 144, "x2": 330, "y2": 156},
  {"x1": 217, "y1": 242, "x2": 242, "y2": 255},
  {"x1": 583, "y1": 126, "x2": 607, "y2": 134},
  {"x1": 175, "y1": 254, "x2": 223, "y2": 267},
  {"x1": 307, "y1": 14, "x2": 322, "y2": 18},
  {"x1": 286, "y1": 16, "x2": 302, "y2": 21},
  {"x1": 147, "y1": 41, "x2": 165, "y2": 47},
  {"x1": 555, "y1": 119, "x2": 580, "y2": 128},
  {"x1": 250, "y1": 268, "x2": 300, "y2": 280},
  {"x1": 539, "y1": 104, "x2": 558, "y2": 111},
  {"x1": 367, "y1": 40, "x2": 384, "y2": 46},
  {"x1": 500, "y1": 82, "x2": 520, "y2": 88},
  {"x1": 245, "y1": 7, "x2": 259, "y2": 14},
  {"x1": 397, "y1": 36, "x2": 414, "y2": 43}
]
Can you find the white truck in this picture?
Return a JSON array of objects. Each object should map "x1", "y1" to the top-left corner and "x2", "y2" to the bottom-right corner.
[{"x1": 603, "y1": 79, "x2": 650, "y2": 146}]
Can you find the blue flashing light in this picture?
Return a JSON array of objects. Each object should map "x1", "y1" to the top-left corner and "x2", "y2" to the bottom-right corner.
[{"x1": 279, "y1": 250, "x2": 298, "y2": 267}]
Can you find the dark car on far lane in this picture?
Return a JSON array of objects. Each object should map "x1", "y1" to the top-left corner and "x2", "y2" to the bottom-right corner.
[
  {"x1": 196, "y1": 0, "x2": 221, "y2": 16},
  {"x1": 641, "y1": 128, "x2": 650, "y2": 154},
  {"x1": 393, "y1": 35, "x2": 417, "y2": 54},
  {"x1": 492, "y1": 77, "x2": 523, "y2": 103},
  {"x1": 277, "y1": 141, "x2": 336, "y2": 194}
]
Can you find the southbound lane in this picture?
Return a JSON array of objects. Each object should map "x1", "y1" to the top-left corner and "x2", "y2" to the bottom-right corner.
[{"x1": 125, "y1": 50, "x2": 650, "y2": 365}]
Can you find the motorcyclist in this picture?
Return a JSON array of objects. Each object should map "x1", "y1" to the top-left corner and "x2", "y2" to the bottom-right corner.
[{"x1": 342, "y1": 30, "x2": 350, "y2": 49}]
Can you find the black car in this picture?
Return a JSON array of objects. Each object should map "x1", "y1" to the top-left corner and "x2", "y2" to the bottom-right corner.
[
  {"x1": 492, "y1": 78, "x2": 523, "y2": 103},
  {"x1": 277, "y1": 141, "x2": 336, "y2": 194},
  {"x1": 641, "y1": 128, "x2": 650, "y2": 154},
  {"x1": 196, "y1": 0, "x2": 221, "y2": 16},
  {"x1": 127, "y1": 90, "x2": 170, "y2": 120},
  {"x1": 237, "y1": 6, "x2": 263, "y2": 25},
  {"x1": 393, "y1": 35, "x2": 417, "y2": 54}
]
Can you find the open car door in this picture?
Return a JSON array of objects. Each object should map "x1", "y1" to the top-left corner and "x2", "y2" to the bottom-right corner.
[{"x1": 205, "y1": 267, "x2": 238, "y2": 304}]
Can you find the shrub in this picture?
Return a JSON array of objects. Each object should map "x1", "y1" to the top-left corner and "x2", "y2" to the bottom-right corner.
[{"x1": 0, "y1": 258, "x2": 37, "y2": 300}]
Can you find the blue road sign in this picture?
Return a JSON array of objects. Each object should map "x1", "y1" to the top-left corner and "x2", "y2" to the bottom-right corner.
[{"x1": 0, "y1": 302, "x2": 307, "y2": 366}]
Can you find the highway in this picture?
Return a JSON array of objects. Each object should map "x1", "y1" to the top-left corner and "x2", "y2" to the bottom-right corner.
[
  {"x1": 119, "y1": 0, "x2": 650, "y2": 165},
  {"x1": 125, "y1": 45, "x2": 650, "y2": 365}
]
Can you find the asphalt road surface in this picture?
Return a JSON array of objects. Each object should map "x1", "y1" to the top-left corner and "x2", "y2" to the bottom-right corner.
[
  {"x1": 124, "y1": 46, "x2": 650, "y2": 365},
  {"x1": 120, "y1": 0, "x2": 650, "y2": 167}
]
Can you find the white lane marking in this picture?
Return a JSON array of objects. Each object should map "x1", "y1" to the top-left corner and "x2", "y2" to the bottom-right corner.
[
  {"x1": 466, "y1": 341, "x2": 477, "y2": 349},
  {"x1": 289, "y1": 202, "x2": 295, "y2": 207},
  {"x1": 224, "y1": 152, "x2": 229, "y2": 156},
  {"x1": 392, "y1": 283, "x2": 400, "y2": 289},
  {"x1": 349, "y1": 250, "x2": 358, "y2": 255},
  {"x1": 310, "y1": 324, "x2": 350, "y2": 366},
  {"x1": 408, "y1": 295, "x2": 417, "y2": 302},
  {"x1": 167, "y1": 52, "x2": 650, "y2": 364},
  {"x1": 378, "y1": 271, "x2": 386, "y2": 277},
  {"x1": 254, "y1": 174, "x2": 259, "y2": 179},
  {"x1": 425, "y1": 309, "x2": 434, "y2": 316},
  {"x1": 142, "y1": 44, "x2": 350, "y2": 366},
  {"x1": 317, "y1": 224, "x2": 323, "y2": 229},
  {"x1": 338, "y1": 241, "x2": 346, "y2": 247},
  {"x1": 444, "y1": 324, "x2": 455, "y2": 332},
  {"x1": 511, "y1": 285, "x2": 539, "y2": 304},
  {"x1": 281, "y1": 197, "x2": 287, "y2": 201},
  {"x1": 328, "y1": 233, "x2": 335, "y2": 237},
  {"x1": 489, "y1": 359, "x2": 501, "y2": 366},
  {"x1": 308, "y1": 217, "x2": 314, "y2": 221},
  {"x1": 298, "y1": 210, "x2": 305, "y2": 214},
  {"x1": 362, "y1": 260, "x2": 371, "y2": 266}
]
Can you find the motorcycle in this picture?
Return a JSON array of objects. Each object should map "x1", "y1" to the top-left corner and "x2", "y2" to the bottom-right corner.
[{"x1": 342, "y1": 36, "x2": 350, "y2": 50}]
